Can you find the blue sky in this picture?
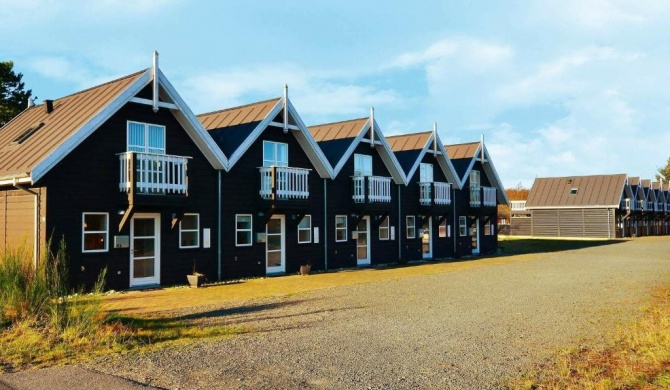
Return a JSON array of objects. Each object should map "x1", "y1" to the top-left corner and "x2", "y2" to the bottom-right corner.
[{"x1": 2, "y1": 0, "x2": 669, "y2": 187}]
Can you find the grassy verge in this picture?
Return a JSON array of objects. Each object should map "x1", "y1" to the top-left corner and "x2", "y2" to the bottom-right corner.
[
  {"x1": 509, "y1": 285, "x2": 670, "y2": 389},
  {"x1": 498, "y1": 236, "x2": 621, "y2": 255}
]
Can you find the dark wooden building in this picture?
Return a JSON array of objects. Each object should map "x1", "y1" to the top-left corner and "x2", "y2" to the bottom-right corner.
[
  {"x1": 198, "y1": 88, "x2": 332, "y2": 278},
  {"x1": 0, "y1": 55, "x2": 227, "y2": 290},
  {"x1": 445, "y1": 140, "x2": 508, "y2": 256},
  {"x1": 386, "y1": 128, "x2": 461, "y2": 261},
  {"x1": 309, "y1": 111, "x2": 406, "y2": 269}
]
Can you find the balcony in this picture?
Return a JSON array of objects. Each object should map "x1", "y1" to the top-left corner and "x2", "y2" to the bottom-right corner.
[
  {"x1": 419, "y1": 182, "x2": 452, "y2": 207},
  {"x1": 259, "y1": 166, "x2": 310, "y2": 202},
  {"x1": 119, "y1": 152, "x2": 189, "y2": 198},
  {"x1": 636, "y1": 200, "x2": 644, "y2": 211},
  {"x1": 353, "y1": 176, "x2": 391, "y2": 206},
  {"x1": 470, "y1": 186, "x2": 497, "y2": 208},
  {"x1": 511, "y1": 200, "x2": 527, "y2": 211}
]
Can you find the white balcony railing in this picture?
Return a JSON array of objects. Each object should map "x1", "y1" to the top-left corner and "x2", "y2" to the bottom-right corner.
[
  {"x1": 483, "y1": 187, "x2": 497, "y2": 207},
  {"x1": 647, "y1": 201, "x2": 654, "y2": 211},
  {"x1": 259, "y1": 166, "x2": 310, "y2": 200},
  {"x1": 636, "y1": 200, "x2": 644, "y2": 210},
  {"x1": 119, "y1": 152, "x2": 189, "y2": 195},
  {"x1": 419, "y1": 182, "x2": 452, "y2": 206},
  {"x1": 511, "y1": 200, "x2": 527, "y2": 211},
  {"x1": 353, "y1": 175, "x2": 392, "y2": 203}
]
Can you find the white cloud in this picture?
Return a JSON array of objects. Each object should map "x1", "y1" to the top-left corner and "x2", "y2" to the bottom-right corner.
[
  {"x1": 533, "y1": 0, "x2": 670, "y2": 30},
  {"x1": 26, "y1": 56, "x2": 131, "y2": 91}
]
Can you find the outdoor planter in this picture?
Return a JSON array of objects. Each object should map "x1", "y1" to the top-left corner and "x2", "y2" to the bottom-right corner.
[
  {"x1": 187, "y1": 273, "x2": 205, "y2": 288},
  {"x1": 299, "y1": 264, "x2": 311, "y2": 275}
]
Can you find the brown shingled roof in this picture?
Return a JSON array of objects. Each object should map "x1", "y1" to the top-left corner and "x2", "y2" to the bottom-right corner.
[
  {"x1": 385, "y1": 131, "x2": 431, "y2": 152},
  {"x1": 0, "y1": 70, "x2": 147, "y2": 179},
  {"x1": 308, "y1": 118, "x2": 368, "y2": 142},
  {"x1": 444, "y1": 142, "x2": 479, "y2": 160},
  {"x1": 197, "y1": 98, "x2": 280, "y2": 130},
  {"x1": 525, "y1": 174, "x2": 627, "y2": 208}
]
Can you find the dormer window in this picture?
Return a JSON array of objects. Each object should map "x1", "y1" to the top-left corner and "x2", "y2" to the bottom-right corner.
[
  {"x1": 570, "y1": 188, "x2": 578, "y2": 195},
  {"x1": 11, "y1": 122, "x2": 44, "y2": 145}
]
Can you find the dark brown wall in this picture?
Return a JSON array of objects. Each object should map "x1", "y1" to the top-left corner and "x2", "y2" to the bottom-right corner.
[{"x1": 41, "y1": 97, "x2": 219, "y2": 291}]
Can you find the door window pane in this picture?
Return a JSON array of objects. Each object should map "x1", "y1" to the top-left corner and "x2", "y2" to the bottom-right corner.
[{"x1": 133, "y1": 258, "x2": 155, "y2": 278}]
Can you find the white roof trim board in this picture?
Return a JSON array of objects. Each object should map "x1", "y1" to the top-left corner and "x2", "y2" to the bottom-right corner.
[
  {"x1": 403, "y1": 133, "x2": 462, "y2": 189},
  {"x1": 31, "y1": 68, "x2": 228, "y2": 184},
  {"x1": 225, "y1": 97, "x2": 333, "y2": 178},
  {"x1": 455, "y1": 142, "x2": 509, "y2": 204}
]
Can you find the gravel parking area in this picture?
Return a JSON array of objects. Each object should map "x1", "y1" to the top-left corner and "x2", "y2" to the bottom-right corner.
[{"x1": 6, "y1": 237, "x2": 670, "y2": 389}]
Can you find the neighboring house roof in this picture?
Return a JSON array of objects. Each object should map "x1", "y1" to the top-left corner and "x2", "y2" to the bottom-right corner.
[
  {"x1": 308, "y1": 116, "x2": 406, "y2": 184},
  {"x1": 198, "y1": 93, "x2": 332, "y2": 178},
  {"x1": 0, "y1": 63, "x2": 227, "y2": 186},
  {"x1": 198, "y1": 98, "x2": 280, "y2": 157},
  {"x1": 525, "y1": 174, "x2": 627, "y2": 209},
  {"x1": 443, "y1": 140, "x2": 508, "y2": 204},
  {"x1": 386, "y1": 131, "x2": 461, "y2": 188},
  {"x1": 629, "y1": 177, "x2": 640, "y2": 186}
]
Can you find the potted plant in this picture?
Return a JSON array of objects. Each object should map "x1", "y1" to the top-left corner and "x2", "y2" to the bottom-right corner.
[
  {"x1": 187, "y1": 261, "x2": 205, "y2": 288},
  {"x1": 299, "y1": 261, "x2": 312, "y2": 276}
]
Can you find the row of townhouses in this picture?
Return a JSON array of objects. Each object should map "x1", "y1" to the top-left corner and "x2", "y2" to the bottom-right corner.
[
  {"x1": 510, "y1": 174, "x2": 670, "y2": 239},
  {"x1": 0, "y1": 55, "x2": 507, "y2": 290}
]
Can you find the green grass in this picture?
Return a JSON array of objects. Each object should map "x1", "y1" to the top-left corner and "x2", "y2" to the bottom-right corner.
[
  {"x1": 508, "y1": 285, "x2": 670, "y2": 390},
  {"x1": 498, "y1": 237, "x2": 621, "y2": 256}
]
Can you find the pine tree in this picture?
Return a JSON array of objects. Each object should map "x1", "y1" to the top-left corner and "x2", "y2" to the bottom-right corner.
[
  {"x1": 657, "y1": 157, "x2": 670, "y2": 181},
  {"x1": 0, "y1": 61, "x2": 33, "y2": 127}
]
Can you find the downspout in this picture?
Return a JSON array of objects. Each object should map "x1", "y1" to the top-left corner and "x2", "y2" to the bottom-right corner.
[
  {"x1": 217, "y1": 170, "x2": 222, "y2": 281},
  {"x1": 397, "y1": 185, "x2": 402, "y2": 260},
  {"x1": 452, "y1": 186, "x2": 457, "y2": 255},
  {"x1": 13, "y1": 179, "x2": 40, "y2": 268},
  {"x1": 323, "y1": 178, "x2": 328, "y2": 271}
]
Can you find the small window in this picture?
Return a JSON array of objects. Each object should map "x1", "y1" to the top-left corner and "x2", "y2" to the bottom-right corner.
[
  {"x1": 236, "y1": 214, "x2": 253, "y2": 246},
  {"x1": 570, "y1": 188, "x2": 578, "y2": 195},
  {"x1": 354, "y1": 154, "x2": 372, "y2": 176},
  {"x1": 82, "y1": 213, "x2": 109, "y2": 253},
  {"x1": 406, "y1": 216, "x2": 416, "y2": 239},
  {"x1": 379, "y1": 216, "x2": 389, "y2": 240},
  {"x1": 484, "y1": 222, "x2": 491, "y2": 236},
  {"x1": 127, "y1": 121, "x2": 166, "y2": 154},
  {"x1": 335, "y1": 215, "x2": 347, "y2": 242},
  {"x1": 420, "y1": 163, "x2": 433, "y2": 183},
  {"x1": 470, "y1": 170, "x2": 480, "y2": 188},
  {"x1": 180, "y1": 214, "x2": 200, "y2": 248},
  {"x1": 12, "y1": 122, "x2": 45, "y2": 145},
  {"x1": 263, "y1": 141, "x2": 288, "y2": 167},
  {"x1": 438, "y1": 220, "x2": 447, "y2": 238},
  {"x1": 459, "y1": 216, "x2": 467, "y2": 237},
  {"x1": 298, "y1": 215, "x2": 312, "y2": 244}
]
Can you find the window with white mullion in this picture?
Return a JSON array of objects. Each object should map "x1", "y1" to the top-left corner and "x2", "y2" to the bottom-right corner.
[
  {"x1": 354, "y1": 154, "x2": 372, "y2": 176},
  {"x1": 420, "y1": 163, "x2": 433, "y2": 183},
  {"x1": 263, "y1": 141, "x2": 289, "y2": 167},
  {"x1": 127, "y1": 121, "x2": 166, "y2": 155}
]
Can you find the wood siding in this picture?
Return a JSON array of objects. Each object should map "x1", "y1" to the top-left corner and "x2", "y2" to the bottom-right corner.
[
  {"x1": 528, "y1": 208, "x2": 617, "y2": 238},
  {"x1": 41, "y1": 89, "x2": 219, "y2": 291},
  {"x1": 0, "y1": 188, "x2": 47, "y2": 259}
]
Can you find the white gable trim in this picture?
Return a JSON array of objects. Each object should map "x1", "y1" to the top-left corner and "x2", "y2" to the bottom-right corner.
[
  {"x1": 31, "y1": 70, "x2": 153, "y2": 183},
  {"x1": 156, "y1": 69, "x2": 228, "y2": 170},
  {"x1": 332, "y1": 119, "x2": 369, "y2": 177},
  {"x1": 457, "y1": 142, "x2": 509, "y2": 204},
  {"x1": 434, "y1": 136, "x2": 461, "y2": 189}
]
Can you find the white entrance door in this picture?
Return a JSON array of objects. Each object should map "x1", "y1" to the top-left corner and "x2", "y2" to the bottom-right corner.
[
  {"x1": 422, "y1": 218, "x2": 432, "y2": 259},
  {"x1": 471, "y1": 217, "x2": 480, "y2": 255},
  {"x1": 266, "y1": 215, "x2": 286, "y2": 274},
  {"x1": 130, "y1": 213, "x2": 160, "y2": 287},
  {"x1": 355, "y1": 216, "x2": 370, "y2": 265}
]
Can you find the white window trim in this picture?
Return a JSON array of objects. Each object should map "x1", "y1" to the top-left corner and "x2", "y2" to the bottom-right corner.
[
  {"x1": 459, "y1": 216, "x2": 467, "y2": 237},
  {"x1": 82, "y1": 212, "x2": 109, "y2": 253},
  {"x1": 179, "y1": 213, "x2": 200, "y2": 249},
  {"x1": 420, "y1": 163, "x2": 433, "y2": 182},
  {"x1": 470, "y1": 170, "x2": 480, "y2": 188},
  {"x1": 354, "y1": 153, "x2": 373, "y2": 176},
  {"x1": 438, "y1": 220, "x2": 447, "y2": 238},
  {"x1": 263, "y1": 140, "x2": 289, "y2": 167},
  {"x1": 127, "y1": 121, "x2": 166, "y2": 154},
  {"x1": 335, "y1": 215, "x2": 348, "y2": 242},
  {"x1": 235, "y1": 214, "x2": 253, "y2": 247},
  {"x1": 298, "y1": 215, "x2": 312, "y2": 244},
  {"x1": 406, "y1": 216, "x2": 416, "y2": 239},
  {"x1": 379, "y1": 216, "x2": 390, "y2": 240}
]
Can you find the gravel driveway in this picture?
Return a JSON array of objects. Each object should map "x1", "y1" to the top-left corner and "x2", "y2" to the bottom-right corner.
[{"x1": 6, "y1": 237, "x2": 670, "y2": 389}]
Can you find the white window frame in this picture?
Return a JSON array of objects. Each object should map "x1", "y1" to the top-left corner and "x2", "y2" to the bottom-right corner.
[
  {"x1": 438, "y1": 219, "x2": 447, "y2": 238},
  {"x1": 354, "y1": 154, "x2": 372, "y2": 176},
  {"x1": 82, "y1": 212, "x2": 109, "y2": 253},
  {"x1": 127, "y1": 121, "x2": 166, "y2": 154},
  {"x1": 459, "y1": 216, "x2": 467, "y2": 237},
  {"x1": 235, "y1": 214, "x2": 253, "y2": 247},
  {"x1": 298, "y1": 215, "x2": 312, "y2": 244},
  {"x1": 420, "y1": 163, "x2": 433, "y2": 182},
  {"x1": 263, "y1": 140, "x2": 289, "y2": 167},
  {"x1": 379, "y1": 216, "x2": 390, "y2": 240},
  {"x1": 335, "y1": 215, "x2": 348, "y2": 242},
  {"x1": 179, "y1": 213, "x2": 200, "y2": 249},
  {"x1": 406, "y1": 216, "x2": 416, "y2": 239},
  {"x1": 469, "y1": 170, "x2": 480, "y2": 188}
]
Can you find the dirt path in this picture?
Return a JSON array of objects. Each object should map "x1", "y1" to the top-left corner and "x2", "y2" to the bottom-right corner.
[{"x1": 4, "y1": 237, "x2": 670, "y2": 389}]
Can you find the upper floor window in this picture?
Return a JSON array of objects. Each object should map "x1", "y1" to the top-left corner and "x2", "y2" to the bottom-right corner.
[
  {"x1": 127, "y1": 121, "x2": 165, "y2": 154},
  {"x1": 263, "y1": 141, "x2": 288, "y2": 167},
  {"x1": 420, "y1": 163, "x2": 433, "y2": 182},
  {"x1": 469, "y1": 170, "x2": 480, "y2": 188},
  {"x1": 354, "y1": 154, "x2": 372, "y2": 176}
]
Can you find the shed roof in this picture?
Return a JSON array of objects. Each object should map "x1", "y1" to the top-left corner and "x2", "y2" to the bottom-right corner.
[
  {"x1": 0, "y1": 70, "x2": 146, "y2": 179},
  {"x1": 525, "y1": 174, "x2": 627, "y2": 209}
]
